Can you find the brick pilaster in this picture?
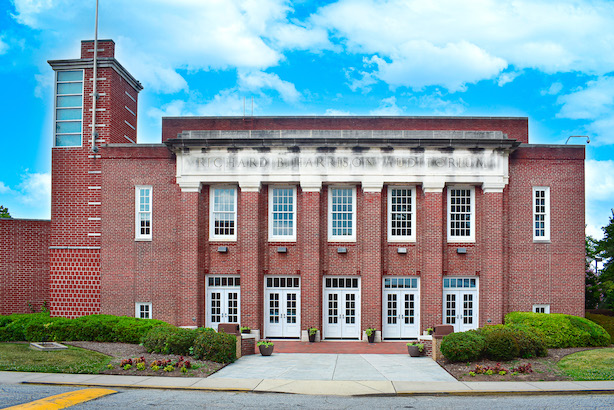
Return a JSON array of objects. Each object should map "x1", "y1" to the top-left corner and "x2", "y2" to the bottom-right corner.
[
  {"x1": 361, "y1": 188, "x2": 383, "y2": 332},
  {"x1": 421, "y1": 188, "x2": 444, "y2": 329},
  {"x1": 239, "y1": 187, "x2": 262, "y2": 330},
  {"x1": 481, "y1": 190, "x2": 504, "y2": 324},
  {"x1": 299, "y1": 187, "x2": 322, "y2": 331}
]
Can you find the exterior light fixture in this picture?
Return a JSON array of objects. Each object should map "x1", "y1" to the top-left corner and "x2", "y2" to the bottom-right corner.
[
  {"x1": 565, "y1": 136, "x2": 590, "y2": 144},
  {"x1": 457, "y1": 247, "x2": 467, "y2": 254},
  {"x1": 277, "y1": 246, "x2": 287, "y2": 253},
  {"x1": 397, "y1": 247, "x2": 407, "y2": 254},
  {"x1": 217, "y1": 246, "x2": 228, "y2": 253},
  {"x1": 337, "y1": 247, "x2": 347, "y2": 254}
]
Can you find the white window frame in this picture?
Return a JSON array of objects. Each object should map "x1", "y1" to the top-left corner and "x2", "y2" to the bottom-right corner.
[
  {"x1": 135, "y1": 186, "x2": 152, "y2": 241},
  {"x1": 328, "y1": 186, "x2": 357, "y2": 242},
  {"x1": 447, "y1": 186, "x2": 475, "y2": 243},
  {"x1": 532, "y1": 304, "x2": 550, "y2": 314},
  {"x1": 135, "y1": 302, "x2": 152, "y2": 319},
  {"x1": 209, "y1": 186, "x2": 238, "y2": 241},
  {"x1": 533, "y1": 187, "x2": 551, "y2": 241},
  {"x1": 268, "y1": 186, "x2": 297, "y2": 242},
  {"x1": 54, "y1": 69, "x2": 84, "y2": 147},
  {"x1": 387, "y1": 186, "x2": 416, "y2": 242}
]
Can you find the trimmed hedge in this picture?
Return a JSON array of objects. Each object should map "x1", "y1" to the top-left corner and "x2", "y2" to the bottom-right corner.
[
  {"x1": 482, "y1": 326, "x2": 547, "y2": 361},
  {"x1": 193, "y1": 328, "x2": 237, "y2": 363},
  {"x1": 586, "y1": 313, "x2": 614, "y2": 345},
  {"x1": 440, "y1": 330, "x2": 486, "y2": 362},
  {"x1": 0, "y1": 313, "x2": 170, "y2": 343},
  {"x1": 142, "y1": 326, "x2": 198, "y2": 356},
  {"x1": 505, "y1": 312, "x2": 610, "y2": 348}
]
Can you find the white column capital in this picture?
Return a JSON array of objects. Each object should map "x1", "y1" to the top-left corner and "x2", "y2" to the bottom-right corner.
[
  {"x1": 239, "y1": 180, "x2": 261, "y2": 192},
  {"x1": 300, "y1": 178, "x2": 322, "y2": 192}
]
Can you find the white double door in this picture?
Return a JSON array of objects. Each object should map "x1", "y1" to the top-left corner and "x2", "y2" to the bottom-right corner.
[
  {"x1": 205, "y1": 276, "x2": 241, "y2": 331},
  {"x1": 382, "y1": 290, "x2": 419, "y2": 339},
  {"x1": 323, "y1": 277, "x2": 361, "y2": 339},
  {"x1": 264, "y1": 276, "x2": 301, "y2": 338},
  {"x1": 443, "y1": 289, "x2": 478, "y2": 332}
]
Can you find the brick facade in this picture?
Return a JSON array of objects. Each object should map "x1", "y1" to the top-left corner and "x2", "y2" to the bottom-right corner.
[
  {"x1": 0, "y1": 219, "x2": 50, "y2": 315},
  {"x1": 1, "y1": 40, "x2": 585, "y2": 341}
]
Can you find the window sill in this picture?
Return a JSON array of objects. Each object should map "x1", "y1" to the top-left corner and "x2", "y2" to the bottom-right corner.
[
  {"x1": 135, "y1": 237, "x2": 152, "y2": 242},
  {"x1": 327, "y1": 238, "x2": 356, "y2": 243},
  {"x1": 268, "y1": 238, "x2": 297, "y2": 243},
  {"x1": 533, "y1": 239, "x2": 551, "y2": 244},
  {"x1": 209, "y1": 237, "x2": 237, "y2": 242},
  {"x1": 387, "y1": 238, "x2": 416, "y2": 243},
  {"x1": 447, "y1": 238, "x2": 475, "y2": 244}
]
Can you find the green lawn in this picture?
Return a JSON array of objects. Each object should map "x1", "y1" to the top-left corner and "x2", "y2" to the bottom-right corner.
[
  {"x1": 0, "y1": 343, "x2": 111, "y2": 374},
  {"x1": 558, "y1": 348, "x2": 614, "y2": 381}
]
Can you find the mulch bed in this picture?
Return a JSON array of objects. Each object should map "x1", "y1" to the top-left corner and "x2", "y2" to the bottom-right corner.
[
  {"x1": 438, "y1": 347, "x2": 609, "y2": 381},
  {"x1": 65, "y1": 342, "x2": 225, "y2": 377}
]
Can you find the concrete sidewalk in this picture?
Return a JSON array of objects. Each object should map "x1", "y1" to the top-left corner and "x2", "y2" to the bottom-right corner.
[
  {"x1": 3, "y1": 371, "x2": 614, "y2": 396},
  {"x1": 2, "y1": 352, "x2": 614, "y2": 396}
]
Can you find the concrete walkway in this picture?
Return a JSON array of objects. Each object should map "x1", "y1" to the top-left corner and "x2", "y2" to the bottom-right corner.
[{"x1": 2, "y1": 352, "x2": 614, "y2": 396}]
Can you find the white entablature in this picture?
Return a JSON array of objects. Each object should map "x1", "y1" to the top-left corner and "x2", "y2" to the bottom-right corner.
[{"x1": 175, "y1": 146, "x2": 511, "y2": 193}]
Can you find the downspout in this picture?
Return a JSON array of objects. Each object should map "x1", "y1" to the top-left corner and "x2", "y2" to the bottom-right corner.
[{"x1": 91, "y1": 0, "x2": 99, "y2": 153}]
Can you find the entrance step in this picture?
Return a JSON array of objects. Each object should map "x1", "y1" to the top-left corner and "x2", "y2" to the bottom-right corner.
[{"x1": 256, "y1": 341, "x2": 409, "y2": 354}]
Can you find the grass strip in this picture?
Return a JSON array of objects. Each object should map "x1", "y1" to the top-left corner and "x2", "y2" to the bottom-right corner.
[
  {"x1": 0, "y1": 343, "x2": 111, "y2": 374},
  {"x1": 557, "y1": 348, "x2": 614, "y2": 380}
]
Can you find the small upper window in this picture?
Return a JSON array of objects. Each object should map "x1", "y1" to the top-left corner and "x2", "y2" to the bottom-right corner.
[
  {"x1": 55, "y1": 70, "x2": 83, "y2": 147},
  {"x1": 135, "y1": 186, "x2": 152, "y2": 240},
  {"x1": 136, "y1": 302, "x2": 152, "y2": 319},
  {"x1": 388, "y1": 186, "x2": 416, "y2": 242},
  {"x1": 533, "y1": 187, "x2": 550, "y2": 241},
  {"x1": 269, "y1": 187, "x2": 297, "y2": 242},
  {"x1": 447, "y1": 186, "x2": 475, "y2": 242},
  {"x1": 210, "y1": 186, "x2": 237, "y2": 241},
  {"x1": 328, "y1": 187, "x2": 356, "y2": 242},
  {"x1": 533, "y1": 304, "x2": 550, "y2": 314}
]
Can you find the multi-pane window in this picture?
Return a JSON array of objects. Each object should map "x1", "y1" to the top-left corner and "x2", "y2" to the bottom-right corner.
[
  {"x1": 328, "y1": 187, "x2": 356, "y2": 241},
  {"x1": 135, "y1": 186, "x2": 152, "y2": 240},
  {"x1": 533, "y1": 304, "x2": 550, "y2": 314},
  {"x1": 533, "y1": 187, "x2": 550, "y2": 241},
  {"x1": 269, "y1": 187, "x2": 296, "y2": 241},
  {"x1": 55, "y1": 70, "x2": 83, "y2": 147},
  {"x1": 388, "y1": 187, "x2": 415, "y2": 241},
  {"x1": 448, "y1": 186, "x2": 475, "y2": 242},
  {"x1": 210, "y1": 187, "x2": 237, "y2": 240},
  {"x1": 135, "y1": 303, "x2": 152, "y2": 319}
]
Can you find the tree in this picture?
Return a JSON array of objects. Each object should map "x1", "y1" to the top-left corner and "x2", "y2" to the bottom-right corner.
[
  {"x1": 586, "y1": 235, "x2": 601, "y2": 309},
  {"x1": 0, "y1": 205, "x2": 10, "y2": 218},
  {"x1": 595, "y1": 209, "x2": 614, "y2": 309}
]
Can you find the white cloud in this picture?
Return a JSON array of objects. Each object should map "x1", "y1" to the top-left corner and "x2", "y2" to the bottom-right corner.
[
  {"x1": 586, "y1": 159, "x2": 614, "y2": 239},
  {"x1": 497, "y1": 70, "x2": 523, "y2": 87},
  {"x1": 540, "y1": 82, "x2": 563, "y2": 96},
  {"x1": 369, "y1": 96, "x2": 403, "y2": 115},
  {"x1": 410, "y1": 91, "x2": 467, "y2": 115},
  {"x1": 0, "y1": 172, "x2": 51, "y2": 219},
  {"x1": 269, "y1": 24, "x2": 334, "y2": 51},
  {"x1": 557, "y1": 76, "x2": 614, "y2": 120},
  {"x1": 238, "y1": 71, "x2": 301, "y2": 103},
  {"x1": 0, "y1": 35, "x2": 8, "y2": 55},
  {"x1": 312, "y1": 0, "x2": 614, "y2": 90},
  {"x1": 324, "y1": 109, "x2": 352, "y2": 116}
]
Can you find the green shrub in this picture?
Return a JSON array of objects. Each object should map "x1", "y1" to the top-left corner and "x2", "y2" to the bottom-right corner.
[
  {"x1": 110, "y1": 316, "x2": 169, "y2": 344},
  {"x1": 484, "y1": 328, "x2": 520, "y2": 361},
  {"x1": 0, "y1": 313, "x2": 53, "y2": 341},
  {"x1": 193, "y1": 328, "x2": 236, "y2": 363},
  {"x1": 440, "y1": 330, "x2": 486, "y2": 362},
  {"x1": 506, "y1": 324, "x2": 548, "y2": 358},
  {"x1": 586, "y1": 313, "x2": 614, "y2": 344},
  {"x1": 505, "y1": 312, "x2": 610, "y2": 348},
  {"x1": 142, "y1": 327, "x2": 196, "y2": 355}
]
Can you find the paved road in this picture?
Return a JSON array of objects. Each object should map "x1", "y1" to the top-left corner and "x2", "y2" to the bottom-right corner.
[{"x1": 3, "y1": 385, "x2": 614, "y2": 409}]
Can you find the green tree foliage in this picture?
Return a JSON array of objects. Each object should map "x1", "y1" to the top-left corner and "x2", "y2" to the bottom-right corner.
[
  {"x1": 586, "y1": 235, "x2": 601, "y2": 309},
  {"x1": 596, "y1": 210, "x2": 614, "y2": 309},
  {"x1": 0, "y1": 205, "x2": 10, "y2": 218}
]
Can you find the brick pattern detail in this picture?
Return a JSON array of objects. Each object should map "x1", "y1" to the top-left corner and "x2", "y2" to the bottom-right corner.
[
  {"x1": 0, "y1": 219, "x2": 50, "y2": 315},
  {"x1": 361, "y1": 190, "x2": 383, "y2": 330},
  {"x1": 299, "y1": 189, "x2": 322, "y2": 331},
  {"x1": 239, "y1": 190, "x2": 263, "y2": 329},
  {"x1": 421, "y1": 191, "x2": 445, "y2": 329},
  {"x1": 241, "y1": 337, "x2": 255, "y2": 356}
]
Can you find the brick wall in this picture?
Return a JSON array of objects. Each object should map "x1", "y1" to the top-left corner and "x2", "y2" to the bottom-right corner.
[{"x1": 0, "y1": 219, "x2": 50, "y2": 315}]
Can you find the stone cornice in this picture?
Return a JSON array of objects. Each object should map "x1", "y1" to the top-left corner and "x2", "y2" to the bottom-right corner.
[{"x1": 48, "y1": 57, "x2": 143, "y2": 92}]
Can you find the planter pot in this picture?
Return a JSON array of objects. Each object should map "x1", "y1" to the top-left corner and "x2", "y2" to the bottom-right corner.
[
  {"x1": 258, "y1": 345, "x2": 274, "y2": 356},
  {"x1": 407, "y1": 345, "x2": 422, "y2": 357},
  {"x1": 308, "y1": 333, "x2": 316, "y2": 343},
  {"x1": 241, "y1": 330, "x2": 251, "y2": 334},
  {"x1": 367, "y1": 333, "x2": 375, "y2": 343}
]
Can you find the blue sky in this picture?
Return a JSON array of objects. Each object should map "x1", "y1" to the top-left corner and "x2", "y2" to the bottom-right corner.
[{"x1": 1, "y1": 0, "x2": 613, "y2": 239}]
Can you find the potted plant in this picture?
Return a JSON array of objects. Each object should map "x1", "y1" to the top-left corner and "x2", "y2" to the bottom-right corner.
[
  {"x1": 407, "y1": 342, "x2": 425, "y2": 357},
  {"x1": 308, "y1": 327, "x2": 318, "y2": 343},
  {"x1": 423, "y1": 327, "x2": 434, "y2": 336},
  {"x1": 240, "y1": 326, "x2": 251, "y2": 334},
  {"x1": 365, "y1": 328, "x2": 377, "y2": 343},
  {"x1": 257, "y1": 340, "x2": 274, "y2": 356}
]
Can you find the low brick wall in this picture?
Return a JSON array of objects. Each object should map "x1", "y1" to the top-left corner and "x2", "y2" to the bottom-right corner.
[
  {"x1": 417, "y1": 336, "x2": 433, "y2": 356},
  {"x1": 241, "y1": 337, "x2": 255, "y2": 356}
]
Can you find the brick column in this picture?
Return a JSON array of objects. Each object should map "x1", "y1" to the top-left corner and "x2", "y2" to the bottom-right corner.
[
  {"x1": 421, "y1": 184, "x2": 445, "y2": 329},
  {"x1": 361, "y1": 184, "x2": 383, "y2": 332},
  {"x1": 299, "y1": 182, "x2": 322, "y2": 332},
  {"x1": 179, "y1": 188, "x2": 205, "y2": 326},
  {"x1": 481, "y1": 188, "x2": 505, "y2": 324},
  {"x1": 239, "y1": 183, "x2": 262, "y2": 330}
]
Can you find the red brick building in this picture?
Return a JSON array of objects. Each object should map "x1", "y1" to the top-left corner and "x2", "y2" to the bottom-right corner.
[{"x1": 1, "y1": 40, "x2": 585, "y2": 340}]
